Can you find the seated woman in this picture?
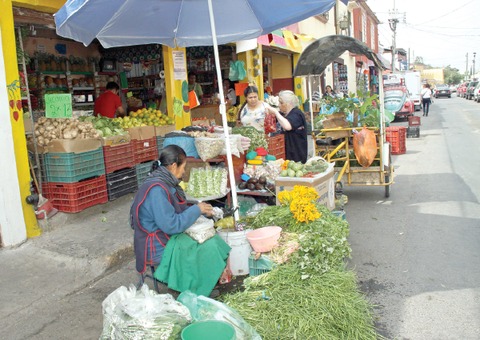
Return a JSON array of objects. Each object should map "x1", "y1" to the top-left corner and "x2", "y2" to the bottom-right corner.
[{"x1": 130, "y1": 145, "x2": 230, "y2": 296}]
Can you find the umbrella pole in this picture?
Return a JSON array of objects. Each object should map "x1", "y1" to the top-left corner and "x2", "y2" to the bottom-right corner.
[
  {"x1": 308, "y1": 75, "x2": 315, "y2": 157},
  {"x1": 207, "y1": 0, "x2": 239, "y2": 221}
]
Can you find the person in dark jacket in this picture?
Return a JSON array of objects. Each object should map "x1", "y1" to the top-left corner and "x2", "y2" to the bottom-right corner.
[
  {"x1": 267, "y1": 90, "x2": 308, "y2": 163},
  {"x1": 130, "y1": 145, "x2": 213, "y2": 274}
]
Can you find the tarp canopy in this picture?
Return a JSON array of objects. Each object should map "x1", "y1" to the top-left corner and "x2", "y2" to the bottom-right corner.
[{"x1": 293, "y1": 35, "x2": 386, "y2": 77}]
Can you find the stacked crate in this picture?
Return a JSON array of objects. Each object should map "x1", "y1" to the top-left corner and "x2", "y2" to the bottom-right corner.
[
  {"x1": 266, "y1": 133, "x2": 286, "y2": 160},
  {"x1": 103, "y1": 138, "x2": 138, "y2": 201},
  {"x1": 42, "y1": 146, "x2": 108, "y2": 213},
  {"x1": 135, "y1": 160, "x2": 154, "y2": 187},
  {"x1": 407, "y1": 116, "x2": 421, "y2": 138},
  {"x1": 386, "y1": 126, "x2": 407, "y2": 155}
]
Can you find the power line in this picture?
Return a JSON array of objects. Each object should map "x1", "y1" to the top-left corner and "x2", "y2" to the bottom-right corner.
[{"x1": 416, "y1": 0, "x2": 475, "y2": 25}]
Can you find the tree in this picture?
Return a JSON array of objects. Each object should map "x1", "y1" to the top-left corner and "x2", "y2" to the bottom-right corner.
[{"x1": 443, "y1": 66, "x2": 463, "y2": 85}]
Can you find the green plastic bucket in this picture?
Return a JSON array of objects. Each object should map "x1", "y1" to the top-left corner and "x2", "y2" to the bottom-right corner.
[{"x1": 181, "y1": 320, "x2": 235, "y2": 340}]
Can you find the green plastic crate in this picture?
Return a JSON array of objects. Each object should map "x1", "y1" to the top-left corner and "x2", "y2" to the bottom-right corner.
[
  {"x1": 45, "y1": 148, "x2": 105, "y2": 183},
  {"x1": 135, "y1": 161, "x2": 154, "y2": 187},
  {"x1": 249, "y1": 254, "x2": 275, "y2": 276}
]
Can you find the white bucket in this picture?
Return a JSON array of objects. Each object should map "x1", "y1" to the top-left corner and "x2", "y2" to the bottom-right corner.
[{"x1": 217, "y1": 229, "x2": 252, "y2": 276}]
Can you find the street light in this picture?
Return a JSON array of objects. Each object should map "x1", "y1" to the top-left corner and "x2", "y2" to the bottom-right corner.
[{"x1": 473, "y1": 52, "x2": 476, "y2": 77}]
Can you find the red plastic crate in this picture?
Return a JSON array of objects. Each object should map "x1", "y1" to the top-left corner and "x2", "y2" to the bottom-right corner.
[
  {"x1": 386, "y1": 126, "x2": 406, "y2": 155},
  {"x1": 132, "y1": 137, "x2": 158, "y2": 164},
  {"x1": 408, "y1": 116, "x2": 421, "y2": 126},
  {"x1": 103, "y1": 142, "x2": 136, "y2": 174},
  {"x1": 42, "y1": 175, "x2": 108, "y2": 213},
  {"x1": 266, "y1": 133, "x2": 286, "y2": 160}
]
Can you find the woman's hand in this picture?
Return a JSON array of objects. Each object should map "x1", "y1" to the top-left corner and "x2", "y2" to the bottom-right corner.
[{"x1": 198, "y1": 202, "x2": 214, "y2": 216}]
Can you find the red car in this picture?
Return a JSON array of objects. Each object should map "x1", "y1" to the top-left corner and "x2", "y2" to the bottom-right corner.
[{"x1": 457, "y1": 82, "x2": 468, "y2": 98}]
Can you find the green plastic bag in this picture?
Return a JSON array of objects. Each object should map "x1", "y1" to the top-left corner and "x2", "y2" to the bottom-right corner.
[{"x1": 229, "y1": 61, "x2": 246, "y2": 81}]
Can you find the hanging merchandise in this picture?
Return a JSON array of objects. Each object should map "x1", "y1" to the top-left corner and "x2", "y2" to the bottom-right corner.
[{"x1": 229, "y1": 60, "x2": 246, "y2": 81}]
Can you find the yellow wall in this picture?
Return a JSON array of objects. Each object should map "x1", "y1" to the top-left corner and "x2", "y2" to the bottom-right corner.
[
  {"x1": 1, "y1": 0, "x2": 40, "y2": 237},
  {"x1": 270, "y1": 53, "x2": 293, "y2": 79},
  {"x1": 13, "y1": 0, "x2": 64, "y2": 13}
]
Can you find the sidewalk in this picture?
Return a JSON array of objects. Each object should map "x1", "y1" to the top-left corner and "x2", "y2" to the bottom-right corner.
[{"x1": 0, "y1": 193, "x2": 135, "y2": 332}]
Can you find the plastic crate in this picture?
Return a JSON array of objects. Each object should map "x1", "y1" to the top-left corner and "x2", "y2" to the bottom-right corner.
[
  {"x1": 133, "y1": 137, "x2": 158, "y2": 164},
  {"x1": 135, "y1": 161, "x2": 154, "y2": 187},
  {"x1": 44, "y1": 148, "x2": 105, "y2": 183},
  {"x1": 106, "y1": 167, "x2": 138, "y2": 201},
  {"x1": 249, "y1": 254, "x2": 275, "y2": 276},
  {"x1": 156, "y1": 136, "x2": 165, "y2": 154},
  {"x1": 407, "y1": 126, "x2": 420, "y2": 138},
  {"x1": 42, "y1": 175, "x2": 108, "y2": 213},
  {"x1": 266, "y1": 133, "x2": 286, "y2": 160},
  {"x1": 103, "y1": 142, "x2": 136, "y2": 174},
  {"x1": 385, "y1": 126, "x2": 406, "y2": 155},
  {"x1": 408, "y1": 116, "x2": 421, "y2": 126}
]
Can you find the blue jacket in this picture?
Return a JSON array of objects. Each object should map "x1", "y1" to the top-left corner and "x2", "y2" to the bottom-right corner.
[{"x1": 130, "y1": 176, "x2": 201, "y2": 273}]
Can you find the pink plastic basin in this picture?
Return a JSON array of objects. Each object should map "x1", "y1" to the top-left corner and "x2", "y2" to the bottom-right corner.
[{"x1": 247, "y1": 226, "x2": 282, "y2": 253}]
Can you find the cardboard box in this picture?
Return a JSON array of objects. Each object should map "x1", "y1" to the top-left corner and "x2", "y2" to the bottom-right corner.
[
  {"x1": 155, "y1": 124, "x2": 176, "y2": 136},
  {"x1": 102, "y1": 133, "x2": 131, "y2": 146},
  {"x1": 275, "y1": 163, "x2": 335, "y2": 210},
  {"x1": 47, "y1": 138, "x2": 103, "y2": 154},
  {"x1": 127, "y1": 126, "x2": 156, "y2": 140}
]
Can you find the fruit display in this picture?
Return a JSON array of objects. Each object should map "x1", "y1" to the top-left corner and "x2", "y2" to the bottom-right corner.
[
  {"x1": 33, "y1": 117, "x2": 100, "y2": 146},
  {"x1": 79, "y1": 116, "x2": 126, "y2": 137},
  {"x1": 114, "y1": 107, "x2": 175, "y2": 129},
  {"x1": 279, "y1": 159, "x2": 329, "y2": 178}
]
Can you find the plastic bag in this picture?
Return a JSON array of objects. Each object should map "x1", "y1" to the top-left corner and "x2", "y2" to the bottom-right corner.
[
  {"x1": 228, "y1": 60, "x2": 246, "y2": 81},
  {"x1": 100, "y1": 284, "x2": 191, "y2": 340},
  {"x1": 353, "y1": 127, "x2": 377, "y2": 168},
  {"x1": 177, "y1": 290, "x2": 262, "y2": 340},
  {"x1": 264, "y1": 113, "x2": 277, "y2": 134},
  {"x1": 194, "y1": 137, "x2": 225, "y2": 161},
  {"x1": 219, "y1": 134, "x2": 243, "y2": 158},
  {"x1": 185, "y1": 216, "x2": 216, "y2": 244}
]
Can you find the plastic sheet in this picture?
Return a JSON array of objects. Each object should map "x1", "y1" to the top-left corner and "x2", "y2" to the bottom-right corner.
[
  {"x1": 185, "y1": 216, "x2": 216, "y2": 244},
  {"x1": 177, "y1": 290, "x2": 261, "y2": 340},
  {"x1": 100, "y1": 284, "x2": 192, "y2": 340}
]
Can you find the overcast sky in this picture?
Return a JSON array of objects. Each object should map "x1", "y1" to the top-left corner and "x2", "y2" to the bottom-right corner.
[{"x1": 367, "y1": 0, "x2": 479, "y2": 73}]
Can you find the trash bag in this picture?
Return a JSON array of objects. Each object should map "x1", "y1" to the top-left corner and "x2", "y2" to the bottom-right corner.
[
  {"x1": 353, "y1": 126, "x2": 377, "y2": 168},
  {"x1": 177, "y1": 290, "x2": 262, "y2": 340},
  {"x1": 100, "y1": 284, "x2": 191, "y2": 340}
]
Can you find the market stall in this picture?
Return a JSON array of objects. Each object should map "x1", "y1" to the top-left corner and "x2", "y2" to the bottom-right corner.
[{"x1": 294, "y1": 35, "x2": 393, "y2": 197}]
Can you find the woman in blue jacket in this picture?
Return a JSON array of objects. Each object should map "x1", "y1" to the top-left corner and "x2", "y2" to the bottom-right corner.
[{"x1": 130, "y1": 145, "x2": 213, "y2": 274}]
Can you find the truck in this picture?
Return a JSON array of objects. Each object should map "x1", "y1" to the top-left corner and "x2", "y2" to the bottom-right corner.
[{"x1": 403, "y1": 71, "x2": 422, "y2": 111}]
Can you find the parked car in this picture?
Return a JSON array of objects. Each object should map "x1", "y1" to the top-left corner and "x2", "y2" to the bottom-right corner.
[
  {"x1": 434, "y1": 84, "x2": 451, "y2": 98},
  {"x1": 449, "y1": 85, "x2": 457, "y2": 93},
  {"x1": 457, "y1": 82, "x2": 468, "y2": 98},
  {"x1": 473, "y1": 83, "x2": 480, "y2": 102},
  {"x1": 384, "y1": 85, "x2": 414, "y2": 120},
  {"x1": 465, "y1": 81, "x2": 479, "y2": 100}
]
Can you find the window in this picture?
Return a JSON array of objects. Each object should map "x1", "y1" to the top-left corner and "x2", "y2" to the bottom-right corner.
[{"x1": 362, "y1": 12, "x2": 367, "y2": 43}]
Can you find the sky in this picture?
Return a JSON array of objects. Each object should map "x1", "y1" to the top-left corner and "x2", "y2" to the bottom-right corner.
[{"x1": 366, "y1": 0, "x2": 480, "y2": 73}]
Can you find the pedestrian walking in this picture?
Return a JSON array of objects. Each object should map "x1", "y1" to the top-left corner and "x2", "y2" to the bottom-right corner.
[{"x1": 421, "y1": 83, "x2": 432, "y2": 116}]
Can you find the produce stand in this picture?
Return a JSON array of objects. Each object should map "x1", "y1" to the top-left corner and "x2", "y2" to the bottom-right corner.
[{"x1": 293, "y1": 35, "x2": 393, "y2": 197}]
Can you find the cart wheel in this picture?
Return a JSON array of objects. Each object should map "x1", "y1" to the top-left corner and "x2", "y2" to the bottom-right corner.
[{"x1": 384, "y1": 175, "x2": 390, "y2": 198}]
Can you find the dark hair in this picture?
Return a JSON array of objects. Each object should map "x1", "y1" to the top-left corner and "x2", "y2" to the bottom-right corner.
[
  {"x1": 106, "y1": 82, "x2": 120, "y2": 91},
  {"x1": 151, "y1": 145, "x2": 187, "y2": 171},
  {"x1": 325, "y1": 85, "x2": 332, "y2": 91},
  {"x1": 243, "y1": 85, "x2": 259, "y2": 97},
  {"x1": 238, "y1": 86, "x2": 259, "y2": 119}
]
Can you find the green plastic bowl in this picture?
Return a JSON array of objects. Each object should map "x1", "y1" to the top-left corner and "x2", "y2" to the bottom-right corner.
[{"x1": 181, "y1": 320, "x2": 235, "y2": 340}]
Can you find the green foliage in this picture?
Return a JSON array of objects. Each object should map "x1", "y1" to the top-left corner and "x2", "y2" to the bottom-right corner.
[{"x1": 443, "y1": 65, "x2": 464, "y2": 85}]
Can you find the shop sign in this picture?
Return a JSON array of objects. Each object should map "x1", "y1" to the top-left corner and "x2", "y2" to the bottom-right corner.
[{"x1": 45, "y1": 94, "x2": 72, "y2": 118}]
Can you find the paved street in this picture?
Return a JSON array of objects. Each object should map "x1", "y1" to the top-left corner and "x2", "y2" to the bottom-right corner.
[
  {"x1": 347, "y1": 94, "x2": 480, "y2": 339},
  {"x1": 1, "y1": 95, "x2": 479, "y2": 340}
]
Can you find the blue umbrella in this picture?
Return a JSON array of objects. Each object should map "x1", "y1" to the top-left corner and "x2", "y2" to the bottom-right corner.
[{"x1": 54, "y1": 0, "x2": 335, "y2": 218}]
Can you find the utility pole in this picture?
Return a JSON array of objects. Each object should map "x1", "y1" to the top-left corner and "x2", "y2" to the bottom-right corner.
[
  {"x1": 388, "y1": 1, "x2": 406, "y2": 73},
  {"x1": 465, "y1": 53, "x2": 469, "y2": 80},
  {"x1": 473, "y1": 52, "x2": 476, "y2": 78}
]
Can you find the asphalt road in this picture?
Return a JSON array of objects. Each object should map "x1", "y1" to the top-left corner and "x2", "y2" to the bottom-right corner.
[{"x1": 347, "y1": 94, "x2": 480, "y2": 339}]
